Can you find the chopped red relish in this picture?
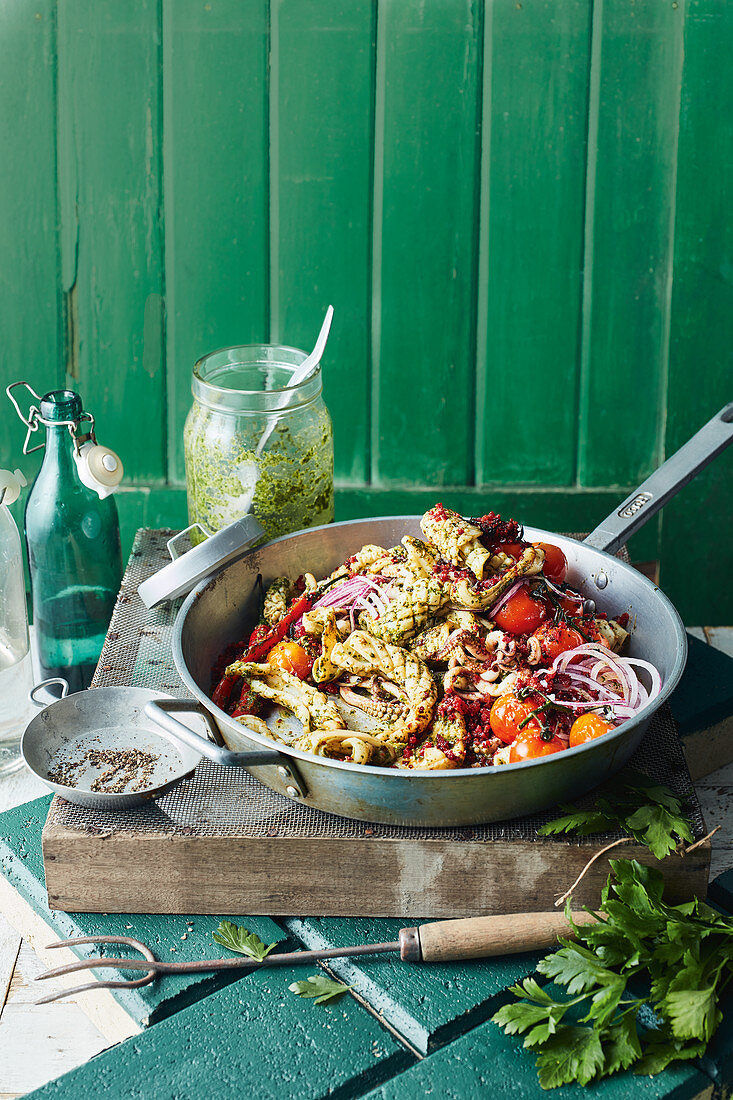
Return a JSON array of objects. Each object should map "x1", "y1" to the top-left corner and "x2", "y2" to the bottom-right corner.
[{"x1": 470, "y1": 511, "x2": 523, "y2": 546}]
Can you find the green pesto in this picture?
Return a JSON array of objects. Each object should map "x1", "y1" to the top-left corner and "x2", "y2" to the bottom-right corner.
[{"x1": 184, "y1": 402, "x2": 333, "y2": 542}]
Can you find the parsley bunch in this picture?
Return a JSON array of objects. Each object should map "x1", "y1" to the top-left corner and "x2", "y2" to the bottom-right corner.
[
  {"x1": 538, "y1": 771, "x2": 694, "y2": 859},
  {"x1": 493, "y1": 859, "x2": 733, "y2": 1088}
]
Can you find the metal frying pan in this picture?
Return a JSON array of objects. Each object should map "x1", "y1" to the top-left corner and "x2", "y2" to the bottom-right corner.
[
  {"x1": 22, "y1": 683, "x2": 208, "y2": 810},
  {"x1": 145, "y1": 405, "x2": 733, "y2": 826}
]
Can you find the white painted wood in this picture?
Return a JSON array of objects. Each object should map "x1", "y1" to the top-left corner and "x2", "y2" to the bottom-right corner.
[
  {"x1": 0, "y1": 914, "x2": 21, "y2": 1016},
  {"x1": 686, "y1": 626, "x2": 707, "y2": 642},
  {"x1": 0, "y1": 873, "x2": 142, "y2": 1044},
  {"x1": 0, "y1": 942, "x2": 107, "y2": 1094},
  {"x1": 706, "y1": 626, "x2": 733, "y2": 659}
]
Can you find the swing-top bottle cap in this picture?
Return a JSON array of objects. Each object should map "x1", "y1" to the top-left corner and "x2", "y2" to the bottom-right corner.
[
  {"x1": 137, "y1": 515, "x2": 266, "y2": 608},
  {"x1": 0, "y1": 468, "x2": 27, "y2": 506}
]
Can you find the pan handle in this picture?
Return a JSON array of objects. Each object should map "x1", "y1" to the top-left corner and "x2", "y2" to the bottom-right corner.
[
  {"x1": 144, "y1": 699, "x2": 284, "y2": 768},
  {"x1": 28, "y1": 678, "x2": 69, "y2": 707},
  {"x1": 584, "y1": 403, "x2": 733, "y2": 554}
]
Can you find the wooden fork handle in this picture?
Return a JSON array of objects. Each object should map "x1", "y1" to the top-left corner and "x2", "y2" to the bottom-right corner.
[{"x1": 399, "y1": 911, "x2": 596, "y2": 963}]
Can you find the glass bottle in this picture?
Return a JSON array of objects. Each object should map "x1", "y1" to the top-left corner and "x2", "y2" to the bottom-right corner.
[
  {"x1": 183, "y1": 344, "x2": 334, "y2": 543},
  {"x1": 24, "y1": 390, "x2": 123, "y2": 692},
  {"x1": 0, "y1": 469, "x2": 32, "y2": 775}
]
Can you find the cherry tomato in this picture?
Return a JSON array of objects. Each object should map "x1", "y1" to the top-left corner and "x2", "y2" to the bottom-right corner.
[
  {"x1": 536, "y1": 542, "x2": 568, "y2": 583},
  {"x1": 493, "y1": 587, "x2": 548, "y2": 634},
  {"x1": 489, "y1": 541, "x2": 525, "y2": 561},
  {"x1": 568, "y1": 713, "x2": 615, "y2": 748},
  {"x1": 558, "y1": 591, "x2": 584, "y2": 615},
  {"x1": 531, "y1": 621, "x2": 584, "y2": 661},
  {"x1": 267, "y1": 640, "x2": 312, "y2": 680},
  {"x1": 509, "y1": 730, "x2": 566, "y2": 763},
  {"x1": 489, "y1": 693, "x2": 544, "y2": 744}
]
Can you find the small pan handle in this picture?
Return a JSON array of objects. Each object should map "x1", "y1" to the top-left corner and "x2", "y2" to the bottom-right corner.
[
  {"x1": 28, "y1": 678, "x2": 69, "y2": 707},
  {"x1": 144, "y1": 698, "x2": 284, "y2": 768},
  {"x1": 584, "y1": 403, "x2": 733, "y2": 554}
]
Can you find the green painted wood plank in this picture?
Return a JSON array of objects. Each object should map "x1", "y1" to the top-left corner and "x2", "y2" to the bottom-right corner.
[
  {"x1": 270, "y1": 0, "x2": 374, "y2": 484},
  {"x1": 661, "y1": 0, "x2": 733, "y2": 628},
  {"x1": 476, "y1": 0, "x2": 591, "y2": 486},
  {"x1": 284, "y1": 915, "x2": 542, "y2": 1055},
  {"x1": 361, "y1": 1004, "x2": 714, "y2": 1100},
  {"x1": 55, "y1": 0, "x2": 166, "y2": 483},
  {"x1": 670, "y1": 633, "x2": 733, "y2": 781},
  {"x1": 372, "y1": 0, "x2": 481, "y2": 487},
  {"x1": 162, "y1": 0, "x2": 270, "y2": 485},
  {"x1": 0, "y1": 796, "x2": 286, "y2": 1028},
  {"x1": 0, "y1": 0, "x2": 60, "y2": 480},
  {"x1": 106, "y1": 484, "x2": 662, "y2": 572},
  {"x1": 334, "y1": 485, "x2": 660, "y2": 566},
  {"x1": 114, "y1": 486, "x2": 188, "y2": 565},
  {"x1": 24, "y1": 960, "x2": 412, "y2": 1099},
  {"x1": 578, "y1": 0, "x2": 685, "y2": 487},
  {"x1": 708, "y1": 871, "x2": 733, "y2": 914}
]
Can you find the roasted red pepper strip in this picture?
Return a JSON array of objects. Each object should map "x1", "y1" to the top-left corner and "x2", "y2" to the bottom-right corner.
[
  {"x1": 247, "y1": 594, "x2": 313, "y2": 662},
  {"x1": 212, "y1": 594, "x2": 313, "y2": 711},
  {"x1": 211, "y1": 671, "x2": 239, "y2": 711},
  {"x1": 231, "y1": 681, "x2": 264, "y2": 719}
]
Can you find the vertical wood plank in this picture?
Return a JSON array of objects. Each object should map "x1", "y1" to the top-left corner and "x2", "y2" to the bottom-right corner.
[
  {"x1": 661, "y1": 0, "x2": 733, "y2": 626},
  {"x1": 476, "y1": 0, "x2": 591, "y2": 486},
  {"x1": 270, "y1": 0, "x2": 375, "y2": 484},
  {"x1": 163, "y1": 0, "x2": 270, "y2": 484},
  {"x1": 372, "y1": 0, "x2": 481, "y2": 487},
  {"x1": 56, "y1": 0, "x2": 166, "y2": 482},
  {"x1": 0, "y1": 1, "x2": 59, "y2": 476},
  {"x1": 578, "y1": 0, "x2": 684, "y2": 487}
]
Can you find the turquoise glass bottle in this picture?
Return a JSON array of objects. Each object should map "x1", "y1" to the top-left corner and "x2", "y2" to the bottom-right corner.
[{"x1": 24, "y1": 390, "x2": 123, "y2": 692}]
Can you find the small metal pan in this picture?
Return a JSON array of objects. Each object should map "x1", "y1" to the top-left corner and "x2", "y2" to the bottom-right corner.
[{"x1": 22, "y1": 681, "x2": 211, "y2": 810}]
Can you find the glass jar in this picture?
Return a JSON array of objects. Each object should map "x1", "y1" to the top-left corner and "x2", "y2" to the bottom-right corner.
[{"x1": 184, "y1": 344, "x2": 334, "y2": 542}]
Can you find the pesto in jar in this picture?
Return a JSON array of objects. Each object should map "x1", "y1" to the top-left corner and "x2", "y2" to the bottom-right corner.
[{"x1": 184, "y1": 345, "x2": 334, "y2": 543}]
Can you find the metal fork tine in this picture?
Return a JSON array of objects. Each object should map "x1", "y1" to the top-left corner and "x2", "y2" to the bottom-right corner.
[
  {"x1": 37, "y1": 978, "x2": 155, "y2": 1005},
  {"x1": 36, "y1": 934, "x2": 158, "y2": 1004},
  {"x1": 36, "y1": 957, "x2": 161, "y2": 980}
]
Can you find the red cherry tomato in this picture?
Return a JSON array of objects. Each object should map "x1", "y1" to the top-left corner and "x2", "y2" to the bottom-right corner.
[
  {"x1": 568, "y1": 713, "x2": 614, "y2": 748},
  {"x1": 509, "y1": 731, "x2": 566, "y2": 763},
  {"x1": 493, "y1": 588, "x2": 548, "y2": 634},
  {"x1": 536, "y1": 542, "x2": 568, "y2": 583},
  {"x1": 531, "y1": 621, "x2": 585, "y2": 661},
  {"x1": 489, "y1": 693, "x2": 544, "y2": 744},
  {"x1": 489, "y1": 541, "x2": 525, "y2": 561},
  {"x1": 558, "y1": 591, "x2": 584, "y2": 615},
  {"x1": 267, "y1": 641, "x2": 312, "y2": 680}
]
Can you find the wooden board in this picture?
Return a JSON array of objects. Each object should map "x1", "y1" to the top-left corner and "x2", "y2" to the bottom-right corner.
[{"x1": 40, "y1": 825, "x2": 711, "y2": 918}]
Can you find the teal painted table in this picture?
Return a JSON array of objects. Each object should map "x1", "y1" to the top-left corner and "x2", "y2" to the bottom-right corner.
[
  {"x1": 0, "y1": 793, "x2": 730, "y2": 1100},
  {"x1": 0, "y1": 534, "x2": 732, "y2": 1098}
]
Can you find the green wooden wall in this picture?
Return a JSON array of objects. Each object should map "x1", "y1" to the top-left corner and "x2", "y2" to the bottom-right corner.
[{"x1": 0, "y1": 0, "x2": 731, "y2": 623}]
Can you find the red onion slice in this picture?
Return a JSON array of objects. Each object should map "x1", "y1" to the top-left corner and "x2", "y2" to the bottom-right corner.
[
  {"x1": 548, "y1": 641, "x2": 662, "y2": 724},
  {"x1": 486, "y1": 580, "x2": 526, "y2": 618}
]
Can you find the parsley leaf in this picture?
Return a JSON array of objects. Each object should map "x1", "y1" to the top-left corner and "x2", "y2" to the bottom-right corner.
[
  {"x1": 289, "y1": 974, "x2": 353, "y2": 1004},
  {"x1": 492, "y1": 858, "x2": 733, "y2": 1088},
  {"x1": 536, "y1": 1026, "x2": 605, "y2": 1088},
  {"x1": 538, "y1": 770, "x2": 695, "y2": 857},
  {"x1": 212, "y1": 920, "x2": 280, "y2": 961}
]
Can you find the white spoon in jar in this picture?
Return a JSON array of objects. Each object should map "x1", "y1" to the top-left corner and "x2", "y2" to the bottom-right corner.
[
  {"x1": 255, "y1": 305, "x2": 333, "y2": 458},
  {"x1": 236, "y1": 305, "x2": 334, "y2": 516}
]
